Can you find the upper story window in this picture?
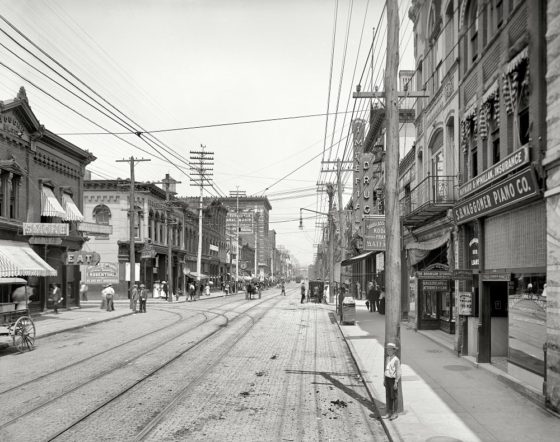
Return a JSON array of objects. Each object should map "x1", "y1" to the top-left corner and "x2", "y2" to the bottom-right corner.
[
  {"x1": 0, "y1": 171, "x2": 20, "y2": 219},
  {"x1": 93, "y1": 204, "x2": 111, "y2": 225},
  {"x1": 468, "y1": 0, "x2": 479, "y2": 64}
]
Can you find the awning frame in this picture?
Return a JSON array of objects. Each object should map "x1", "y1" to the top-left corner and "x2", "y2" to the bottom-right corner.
[
  {"x1": 41, "y1": 186, "x2": 66, "y2": 218},
  {"x1": 62, "y1": 193, "x2": 85, "y2": 221},
  {"x1": 341, "y1": 250, "x2": 376, "y2": 266}
]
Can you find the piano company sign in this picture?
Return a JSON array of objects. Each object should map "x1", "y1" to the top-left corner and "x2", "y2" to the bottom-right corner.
[{"x1": 453, "y1": 167, "x2": 539, "y2": 225}]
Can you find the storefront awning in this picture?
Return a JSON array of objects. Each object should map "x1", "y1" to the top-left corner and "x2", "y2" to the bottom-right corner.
[
  {"x1": 183, "y1": 270, "x2": 208, "y2": 279},
  {"x1": 341, "y1": 250, "x2": 376, "y2": 266},
  {"x1": 0, "y1": 240, "x2": 57, "y2": 277},
  {"x1": 41, "y1": 186, "x2": 66, "y2": 218},
  {"x1": 62, "y1": 193, "x2": 85, "y2": 221},
  {"x1": 405, "y1": 230, "x2": 451, "y2": 266}
]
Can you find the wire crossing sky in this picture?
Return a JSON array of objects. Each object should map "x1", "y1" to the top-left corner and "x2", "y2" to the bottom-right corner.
[{"x1": 0, "y1": 0, "x2": 414, "y2": 266}]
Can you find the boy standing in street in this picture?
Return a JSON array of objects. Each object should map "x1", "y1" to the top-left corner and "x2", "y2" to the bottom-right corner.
[{"x1": 382, "y1": 342, "x2": 401, "y2": 420}]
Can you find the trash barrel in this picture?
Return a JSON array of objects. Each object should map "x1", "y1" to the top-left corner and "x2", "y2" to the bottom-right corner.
[{"x1": 341, "y1": 296, "x2": 356, "y2": 325}]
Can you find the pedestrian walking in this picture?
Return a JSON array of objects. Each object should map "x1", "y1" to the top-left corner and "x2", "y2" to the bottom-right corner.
[
  {"x1": 50, "y1": 284, "x2": 62, "y2": 314},
  {"x1": 378, "y1": 288, "x2": 386, "y2": 315},
  {"x1": 130, "y1": 284, "x2": 139, "y2": 313},
  {"x1": 102, "y1": 284, "x2": 115, "y2": 311},
  {"x1": 205, "y1": 283, "x2": 210, "y2": 296},
  {"x1": 161, "y1": 281, "x2": 168, "y2": 300},
  {"x1": 225, "y1": 282, "x2": 230, "y2": 296},
  {"x1": 300, "y1": 282, "x2": 306, "y2": 304},
  {"x1": 100, "y1": 286, "x2": 107, "y2": 310},
  {"x1": 79, "y1": 281, "x2": 88, "y2": 302},
  {"x1": 280, "y1": 281, "x2": 285, "y2": 295},
  {"x1": 188, "y1": 282, "x2": 196, "y2": 301},
  {"x1": 366, "y1": 281, "x2": 378, "y2": 312},
  {"x1": 381, "y1": 342, "x2": 401, "y2": 420},
  {"x1": 139, "y1": 284, "x2": 148, "y2": 312}
]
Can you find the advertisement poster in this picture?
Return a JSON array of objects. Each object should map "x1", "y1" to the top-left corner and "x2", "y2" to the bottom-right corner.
[{"x1": 83, "y1": 262, "x2": 119, "y2": 285}]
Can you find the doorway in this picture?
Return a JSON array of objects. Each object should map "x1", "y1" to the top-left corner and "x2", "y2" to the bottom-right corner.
[{"x1": 488, "y1": 281, "x2": 508, "y2": 357}]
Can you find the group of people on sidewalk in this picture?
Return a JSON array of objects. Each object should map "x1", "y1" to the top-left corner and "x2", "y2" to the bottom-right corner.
[{"x1": 365, "y1": 281, "x2": 385, "y2": 314}]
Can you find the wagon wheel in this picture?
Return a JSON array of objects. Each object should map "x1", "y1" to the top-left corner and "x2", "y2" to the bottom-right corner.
[{"x1": 13, "y1": 316, "x2": 36, "y2": 352}]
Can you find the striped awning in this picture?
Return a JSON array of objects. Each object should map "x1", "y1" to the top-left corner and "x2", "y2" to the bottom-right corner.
[
  {"x1": 0, "y1": 240, "x2": 57, "y2": 277},
  {"x1": 62, "y1": 193, "x2": 84, "y2": 222},
  {"x1": 41, "y1": 186, "x2": 66, "y2": 218}
]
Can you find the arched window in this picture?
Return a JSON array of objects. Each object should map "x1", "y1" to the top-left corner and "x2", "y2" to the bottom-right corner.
[{"x1": 93, "y1": 205, "x2": 111, "y2": 225}]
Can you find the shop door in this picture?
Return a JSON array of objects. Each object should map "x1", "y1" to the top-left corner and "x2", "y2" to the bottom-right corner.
[{"x1": 488, "y1": 281, "x2": 508, "y2": 357}]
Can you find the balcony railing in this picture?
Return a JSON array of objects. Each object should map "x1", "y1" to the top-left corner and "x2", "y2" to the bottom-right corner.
[{"x1": 401, "y1": 175, "x2": 457, "y2": 227}]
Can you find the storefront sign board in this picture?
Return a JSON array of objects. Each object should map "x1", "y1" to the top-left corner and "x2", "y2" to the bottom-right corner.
[
  {"x1": 421, "y1": 279, "x2": 450, "y2": 291},
  {"x1": 363, "y1": 215, "x2": 386, "y2": 251},
  {"x1": 77, "y1": 222, "x2": 112, "y2": 235},
  {"x1": 23, "y1": 223, "x2": 69, "y2": 236},
  {"x1": 29, "y1": 236, "x2": 63, "y2": 245},
  {"x1": 459, "y1": 291, "x2": 473, "y2": 315},
  {"x1": 416, "y1": 270, "x2": 452, "y2": 280},
  {"x1": 453, "y1": 269, "x2": 474, "y2": 280},
  {"x1": 83, "y1": 262, "x2": 119, "y2": 284},
  {"x1": 481, "y1": 272, "x2": 511, "y2": 281},
  {"x1": 458, "y1": 146, "x2": 529, "y2": 198},
  {"x1": 453, "y1": 167, "x2": 539, "y2": 225}
]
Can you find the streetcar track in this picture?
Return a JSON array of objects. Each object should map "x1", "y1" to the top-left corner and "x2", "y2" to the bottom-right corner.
[
  {"x1": 0, "y1": 295, "x2": 249, "y2": 397},
  {"x1": 42, "y1": 292, "x2": 283, "y2": 441},
  {"x1": 135, "y1": 295, "x2": 286, "y2": 441},
  {"x1": 0, "y1": 296, "x2": 265, "y2": 434},
  {"x1": 0, "y1": 308, "x2": 187, "y2": 396}
]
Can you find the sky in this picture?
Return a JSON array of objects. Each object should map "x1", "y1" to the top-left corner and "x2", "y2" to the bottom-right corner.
[{"x1": 0, "y1": 0, "x2": 415, "y2": 267}]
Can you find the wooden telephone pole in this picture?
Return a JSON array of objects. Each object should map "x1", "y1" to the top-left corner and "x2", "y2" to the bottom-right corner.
[
  {"x1": 116, "y1": 157, "x2": 150, "y2": 291},
  {"x1": 189, "y1": 145, "x2": 214, "y2": 286}
]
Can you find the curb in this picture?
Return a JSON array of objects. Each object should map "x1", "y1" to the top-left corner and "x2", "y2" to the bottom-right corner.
[{"x1": 334, "y1": 313, "x2": 396, "y2": 442}]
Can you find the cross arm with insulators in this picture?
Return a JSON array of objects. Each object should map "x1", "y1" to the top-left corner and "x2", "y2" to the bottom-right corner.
[{"x1": 353, "y1": 91, "x2": 430, "y2": 99}]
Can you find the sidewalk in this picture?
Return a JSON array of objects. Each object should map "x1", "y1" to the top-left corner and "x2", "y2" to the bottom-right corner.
[
  {"x1": 338, "y1": 300, "x2": 560, "y2": 442},
  {"x1": 31, "y1": 289, "x2": 243, "y2": 339}
]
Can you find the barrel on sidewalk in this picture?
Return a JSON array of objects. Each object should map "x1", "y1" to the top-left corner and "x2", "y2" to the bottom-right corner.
[{"x1": 341, "y1": 297, "x2": 356, "y2": 324}]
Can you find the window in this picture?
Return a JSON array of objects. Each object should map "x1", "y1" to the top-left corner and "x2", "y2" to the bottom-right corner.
[
  {"x1": 497, "y1": 0, "x2": 504, "y2": 27},
  {"x1": 492, "y1": 124, "x2": 500, "y2": 165},
  {"x1": 469, "y1": 0, "x2": 479, "y2": 63},
  {"x1": 93, "y1": 205, "x2": 111, "y2": 225},
  {"x1": 518, "y1": 64, "x2": 530, "y2": 146},
  {"x1": 471, "y1": 144, "x2": 479, "y2": 178}
]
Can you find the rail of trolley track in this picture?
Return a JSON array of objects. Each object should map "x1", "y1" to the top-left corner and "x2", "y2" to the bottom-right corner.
[{"x1": 0, "y1": 291, "x2": 288, "y2": 441}]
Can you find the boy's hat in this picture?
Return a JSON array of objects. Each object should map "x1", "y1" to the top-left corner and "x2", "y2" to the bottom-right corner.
[
  {"x1": 386, "y1": 342, "x2": 398, "y2": 349},
  {"x1": 140, "y1": 284, "x2": 145, "y2": 288}
]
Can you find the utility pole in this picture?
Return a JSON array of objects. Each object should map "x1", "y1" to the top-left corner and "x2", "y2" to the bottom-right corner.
[
  {"x1": 163, "y1": 174, "x2": 180, "y2": 302},
  {"x1": 116, "y1": 157, "x2": 150, "y2": 291},
  {"x1": 326, "y1": 184, "x2": 335, "y2": 304},
  {"x1": 190, "y1": 145, "x2": 214, "y2": 287},
  {"x1": 385, "y1": 0, "x2": 401, "y2": 355},
  {"x1": 254, "y1": 206, "x2": 259, "y2": 279},
  {"x1": 230, "y1": 188, "x2": 246, "y2": 292}
]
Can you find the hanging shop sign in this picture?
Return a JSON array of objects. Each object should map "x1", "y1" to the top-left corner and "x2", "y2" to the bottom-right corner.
[
  {"x1": 77, "y1": 222, "x2": 113, "y2": 235},
  {"x1": 458, "y1": 146, "x2": 529, "y2": 198},
  {"x1": 209, "y1": 244, "x2": 219, "y2": 252},
  {"x1": 23, "y1": 223, "x2": 69, "y2": 236},
  {"x1": 363, "y1": 215, "x2": 386, "y2": 251},
  {"x1": 83, "y1": 262, "x2": 119, "y2": 285},
  {"x1": 64, "y1": 251, "x2": 101, "y2": 265},
  {"x1": 453, "y1": 166, "x2": 539, "y2": 225}
]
